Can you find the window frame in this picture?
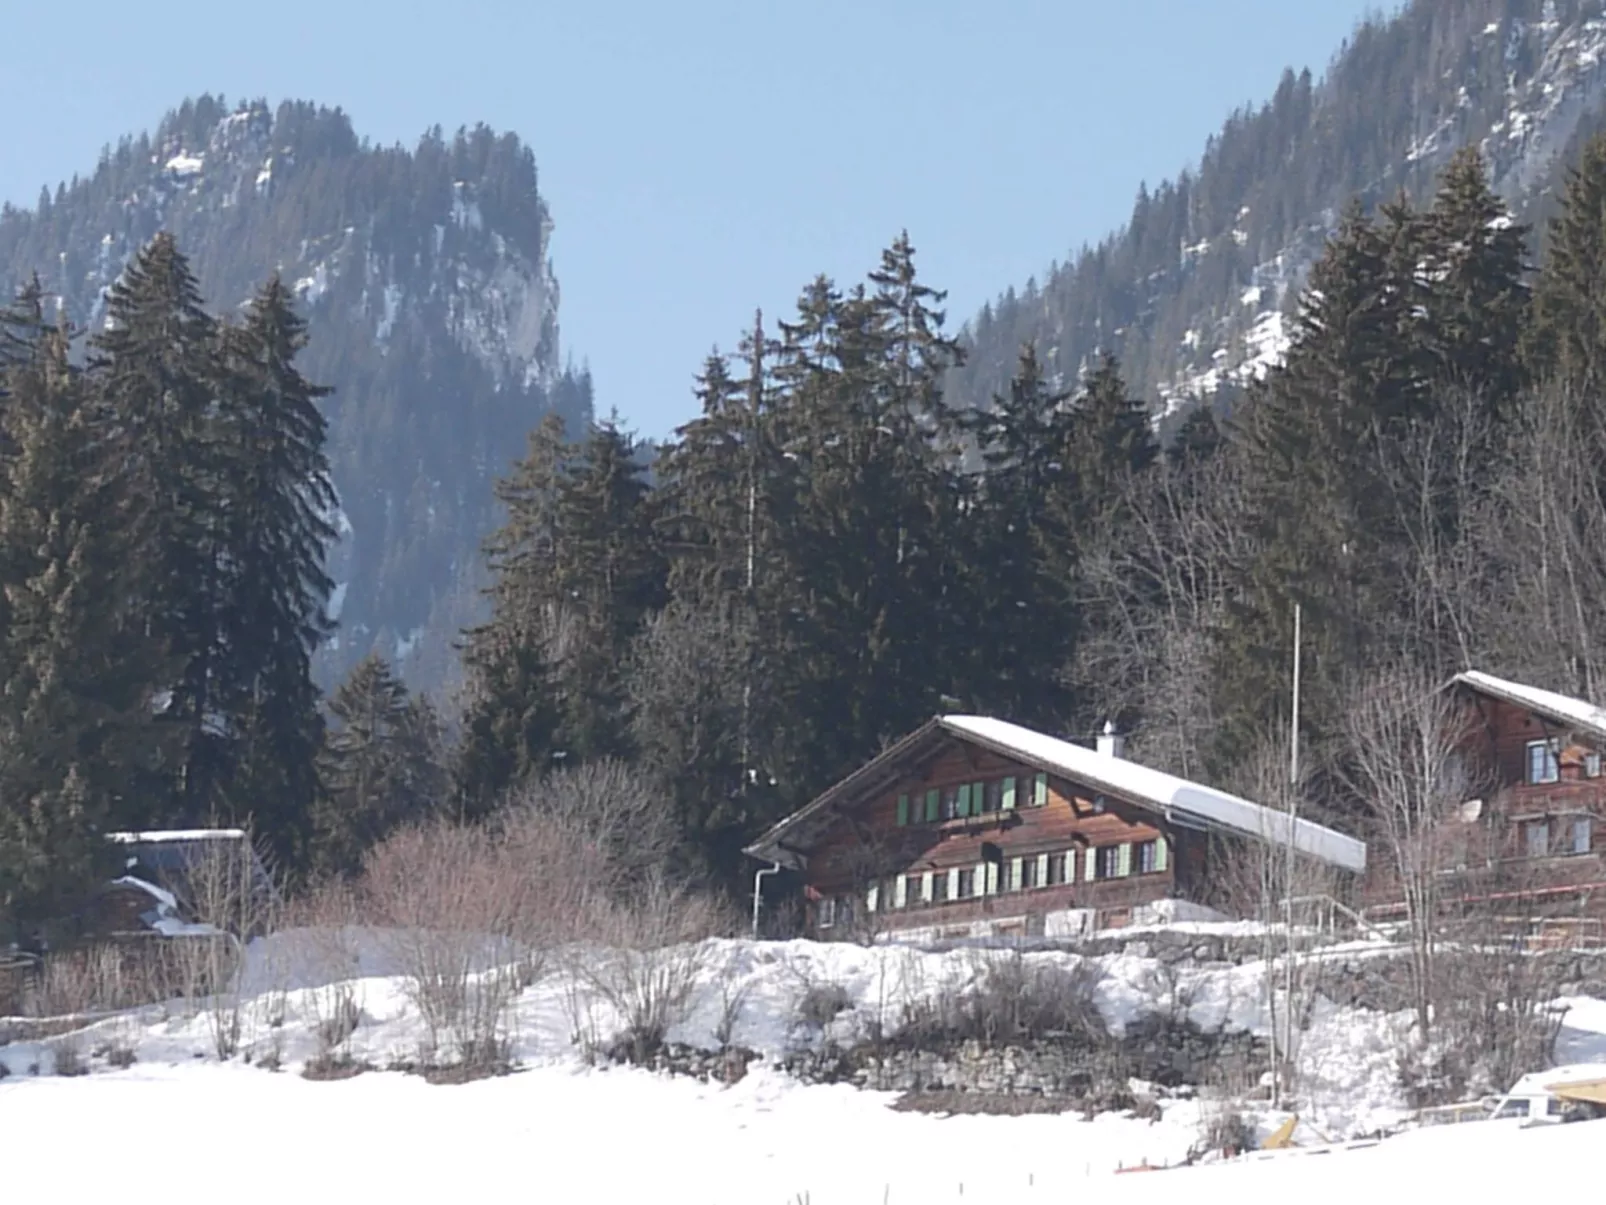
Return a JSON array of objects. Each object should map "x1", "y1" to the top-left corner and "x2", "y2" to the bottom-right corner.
[
  {"x1": 1137, "y1": 839, "x2": 1159, "y2": 875},
  {"x1": 1573, "y1": 816, "x2": 1594, "y2": 856},
  {"x1": 1527, "y1": 738, "x2": 1560, "y2": 785}
]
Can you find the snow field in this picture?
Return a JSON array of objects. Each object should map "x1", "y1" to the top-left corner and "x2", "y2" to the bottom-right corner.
[{"x1": 2, "y1": 929, "x2": 1604, "y2": 1203}]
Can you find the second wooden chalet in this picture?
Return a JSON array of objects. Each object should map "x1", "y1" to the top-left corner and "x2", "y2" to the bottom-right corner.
[{"x1": 745, "y1": 715, "x2": 1366, "y2": 941}]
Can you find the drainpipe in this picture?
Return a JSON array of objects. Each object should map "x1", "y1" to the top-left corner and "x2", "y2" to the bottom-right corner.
[{"x1": 751, "y1": 861, "x2": 782, "y2": 939}]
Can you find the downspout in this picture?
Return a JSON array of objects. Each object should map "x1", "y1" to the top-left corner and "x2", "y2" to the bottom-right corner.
[{"x1": 751, "y1": 861, "x2": 782, "y2": 939}]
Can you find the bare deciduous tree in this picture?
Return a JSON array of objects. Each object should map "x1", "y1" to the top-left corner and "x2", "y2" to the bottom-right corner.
[{"x1": 1338, "y1": 661, "x2": 1485, "y2": 1040}]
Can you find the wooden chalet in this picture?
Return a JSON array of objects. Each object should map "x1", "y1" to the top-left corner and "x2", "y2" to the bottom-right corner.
[
  {"x1": 1362, "y1": 670, "x2": 1606, "y2": 936},
  {"x1": 745, "y1": 716, "x2": 1366, "y2": 941}
]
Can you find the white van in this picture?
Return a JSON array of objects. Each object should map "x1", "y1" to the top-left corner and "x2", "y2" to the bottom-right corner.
[{"x1": 1486, "y1": 1063, "x2": 1606, "y2": 1126}]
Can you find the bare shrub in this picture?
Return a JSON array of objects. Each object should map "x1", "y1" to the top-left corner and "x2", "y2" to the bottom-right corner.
[
  {"x1": 362, "y1": 822, "x2": 524, "y2": 1071},
  {"x1": 174, "y1": 833, "x2": 279, "y2": 1059},
  {"x1": 710, "y1": 956, "x2": 753, "y2": 1051},
  {"x1": 301, "y1": 1053, "x2": 373, "y2": 1081},
  {"x1": 52, "y1": 1037, "x2": 86, "y2": 1077},
  {"x1": 105, "y1": 1044, "x2": 137, "y2": 1069},
  {"x1": 1195, "y1": 1101, "x2": 1256, "y2": 1157},
  {"x1": 900, "y1": 953, "x2": 1107, "y2": 1049},
  {"x1": 795, "y1": 982, "x2": 853, "y2": 1029},
  {"x1": 574, "y1": 872, "x2": 732, "y2": 1064}
]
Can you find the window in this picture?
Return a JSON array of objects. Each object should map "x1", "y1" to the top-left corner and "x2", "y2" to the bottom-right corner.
[
  {"x1": 1586, "y1": 752, "x2": 1603, "y2": 779},
  {"x1": 1042, "y1": 852, "x2": 1065, "y2": 886},
  {"x1": 983, "y1": 779, "x2": 1004, "y2": 813},
  {"x1": 956, "y1": 868, "x2": 976, "y2": 899},
  {"x1": 931, "y1": 872, "x2": 949, "y2": 903},
  {"x1": 1527, "y1": 739, "x2": 1560, "y2": 785},
  {"x1": 1137, "y1": 840, "x2": 1159, "y2": 874},
  {"x1": 1096, "y1": 845, "x2": 1123, "y2": 880},
  {"x1": 943, "y1": 785, "x2": 962, "y2": 821},
  {"x1": 1526, "y1": 820, "x2": 1551, "y2": 859},
  {"x1": 1019, "y1": 855, "x2": 1040, "y2": 890},
  {"x1": 1574, "y1": 818, "x2": 1594, "y2": 856},
  {"x1": 818, "y1": 898, "x2": 836, "y2": 929}
]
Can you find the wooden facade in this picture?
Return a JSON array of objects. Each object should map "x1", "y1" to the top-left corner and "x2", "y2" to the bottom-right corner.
[
  {"x1": 747, "y1": 717, "x2": 1364, "y2": 941},
  {"x1": 1362, "y1": 676, "x2": 1606, "y2": 926},
  {"x1": 803, "y1": 737, "x2": 1203, "y2": 939}
]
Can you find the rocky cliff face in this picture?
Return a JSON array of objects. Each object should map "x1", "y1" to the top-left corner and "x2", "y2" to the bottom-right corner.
[{"x1": 0, "y1": 95, "x2": 592, "y2": 692}]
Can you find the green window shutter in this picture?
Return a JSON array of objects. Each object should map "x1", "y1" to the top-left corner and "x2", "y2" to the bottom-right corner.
[
  {"x1": 894, "y1": 875, "x2": 908, "y2": 908},
  {"x1": 1001, "y1": 776, "x2": 1017, "y2": 810},
  {"x1": 1154, "y1": 838, "x2": 1169, "y2": 874},
  {"x1": 1085, "y1": 849, "x2": 1098, "y2": 883},
  {"x1": 1034, "y1": 772, "x2": 1048, "y2": 806},
  {"x1": 925, "y1": 789, "x2": 940, "y2": 822},
  {"x1": 973, "y1": 781, "x2": 986, "y2": 811},
  {"x1": 896, "y1": 794, "x2": 909, "y2": 826},
  {"x1": 957, "y1": 783, "x2": 972, "y2": 817},
  {"x1": 976, "y1": 861, "x2": 990, "y2": 896},
  {"x1": 1007, "y1": 857, "x2": 1023, "y2": 891},
  {"x1": 1035, "y1": 853, "x2": 1050, "y2": 886},
  {"x1": 1117, "y1": 843, "x2": 1133, "y2": 877}
]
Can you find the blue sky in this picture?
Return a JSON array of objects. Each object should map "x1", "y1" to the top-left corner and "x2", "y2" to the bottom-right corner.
[{"x1": 1, "y1": 0, "x2": 1388, "y2": 439}]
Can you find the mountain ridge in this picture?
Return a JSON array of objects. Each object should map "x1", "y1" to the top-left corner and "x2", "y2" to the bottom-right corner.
[
  {"x1": 949, "y1": 0, "x2": 1606, "y2": 428},
  {"x1": 0, "y1": 95, "x2": 593, "y2": 693}
]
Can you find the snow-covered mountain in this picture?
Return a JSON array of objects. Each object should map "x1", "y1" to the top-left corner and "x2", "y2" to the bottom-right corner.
[
  {"x1": 0, "y1": 95, "x2": 593, "y2": 691},
  {"x1": 949, "y1": 0, "x2": 1606, "y2": 429}
]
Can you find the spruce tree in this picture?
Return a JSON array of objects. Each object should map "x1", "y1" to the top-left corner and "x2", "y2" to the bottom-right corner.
[
  {"x1": 550, "y1": 417, "x2": 665, "y2": 759},
  {"x1": 0, "y1": 321, "x2": 166, "y2": 934},
  {"x1": 1529, "y1": 132, "x2": 1606, "y2": 395},
  {"x1": 1418, "y1": 147, "x2": 1529, "y2": 413},
  {"x1": 89, "y1": 233, "x2": 229, "y2": 827},
  {"x1": 456, "y1": 412, "x2": 569, "y2": 815},
  {"x1": 312, "y1": 654, "x2": 445, "y2": 879},
  {"x1": 213, "y1": 275, "x2": 337, "y2": 864},
  {"x1": 964, "y1": 344, "x2": 1077, "y2": 727}
]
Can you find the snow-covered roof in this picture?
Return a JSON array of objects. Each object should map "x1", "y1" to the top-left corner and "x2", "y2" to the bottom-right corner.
[
  {"x1": 1450, "y1": 671, "x2": 1606, "y2": 742},
  {"x1": 744, "y1": 715, "x2": 1366, "y2": 873},
  {"x1": 940, "y1": 717, "x2": 1366, "y2": 873},
  {"x1": 107, "y1": 829, "x2": 249, "y2": 844},
  {"x1": 1502, "y1": 1062, "x2": 1606, "y2": 1098}
]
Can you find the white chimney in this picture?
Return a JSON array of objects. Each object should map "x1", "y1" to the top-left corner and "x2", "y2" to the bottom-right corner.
[{"x1": 1097, "y1": 721, "x2": 1125, "y2": 759}]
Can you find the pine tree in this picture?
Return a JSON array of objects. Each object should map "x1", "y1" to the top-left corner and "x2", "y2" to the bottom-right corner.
[
  {"x1": 0, "y1": 321, "x2": 166, "y2": 934},
  {"x1": 312, "y1": 654, "x2": 445, "y2": 879}
]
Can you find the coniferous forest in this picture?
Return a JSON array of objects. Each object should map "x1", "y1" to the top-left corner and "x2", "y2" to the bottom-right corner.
[{"x1": 11, "y1": 136, "x2": 1606, "y2": 935}]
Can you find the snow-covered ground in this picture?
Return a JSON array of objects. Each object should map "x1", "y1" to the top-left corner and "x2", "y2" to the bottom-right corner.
[{"x1": 2, "y1": 932, "x2": 1603, "y2": 1203}]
